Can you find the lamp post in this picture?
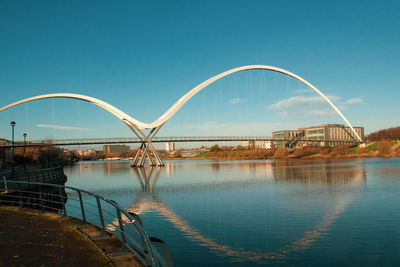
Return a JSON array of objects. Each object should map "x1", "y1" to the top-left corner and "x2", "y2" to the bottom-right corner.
[
  {"x1": 23, "y1": 133, "x2": 27, "y2": 171},
  {"x1": 23, "y1": 133, "x2": 27, "y2": 155},
  {"x1": 10, "y1": 121, "x2": 16, "y2": 174},
  {"x1": 10, "y1": 121, "x2": 16, "y2": 156}
]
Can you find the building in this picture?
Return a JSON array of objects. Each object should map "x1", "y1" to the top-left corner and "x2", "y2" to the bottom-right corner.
[
  {"x1": 166, "y1": 142, "x2": 175, "y2": 152},
  {"x1": 272, "y1": 124, "x2": 364, "y2": 148},
  {"x1": 239, "y1": 140, "x2": 272, "y2": 149},
  {"x1": 103, "y1": 144, "x2": 130, "y2": 153},
  {"x1": 272, "y1": 130, "x2": 305, "y2": 148}
]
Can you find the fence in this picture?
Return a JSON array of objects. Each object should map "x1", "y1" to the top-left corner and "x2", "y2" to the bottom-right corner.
[
  {"x1": 2, "y1": 166, "x2": 66, "y2": 184},
  {"x1": 0, "y1": 180, "x2": 172, "y2": 267}
]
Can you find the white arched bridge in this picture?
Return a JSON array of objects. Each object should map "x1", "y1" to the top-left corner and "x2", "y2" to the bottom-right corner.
[{"x1": 0, "y1": 65, "x2": 363, "y2": 167}]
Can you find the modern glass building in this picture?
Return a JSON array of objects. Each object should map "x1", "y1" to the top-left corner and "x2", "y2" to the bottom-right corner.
[{"x1": 272, "y1": 124, "x2": 364, "y2": 148}]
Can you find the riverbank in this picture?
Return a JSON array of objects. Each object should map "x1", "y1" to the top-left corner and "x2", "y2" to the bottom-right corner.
[{"x1": 193, "y1": 141, "x2": 400, "y2": 160}]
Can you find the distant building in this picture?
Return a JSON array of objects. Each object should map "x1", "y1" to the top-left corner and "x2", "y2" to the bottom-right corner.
[
  {"x1": 166, "y1": 142, "x2": 175, "y2": 152},
  {"x1": 79, "y1": 149, "x2": 97, "y2": 157},
  {"x1": 272, "y1": 124, "x2": 364, "y2": 148},
  {"x1": 103, "y1": 144, "x2": 130, "y2": 153},
  {"x1": 255, "y1": 141, "x2": 271, "y2": 149},
  {"x1": 239, "y1": 140, "x2": 271, "y2": 149}
]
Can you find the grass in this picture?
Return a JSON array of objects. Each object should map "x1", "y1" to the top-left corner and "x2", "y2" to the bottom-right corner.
[
  {"x1": 349, "y1": 146, "x2": 358, "y2": 153},
  {"x1": 195, "y1": 149, "x2": 270, "y2": 159},
  {"x1": 367, "y1": 142, "x2": 378, "y2": 151}
]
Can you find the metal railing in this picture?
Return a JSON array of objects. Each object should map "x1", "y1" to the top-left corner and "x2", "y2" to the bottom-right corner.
[
  {"x1": 0, "y1": 180, "x2": 173, "y2": 267},
  {"x1": 2, "y1": 166, "x2": 66, "y2": 184}
]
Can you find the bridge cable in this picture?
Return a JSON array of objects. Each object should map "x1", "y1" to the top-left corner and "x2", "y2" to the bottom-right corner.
[
  {"x1": 25, "y1": 103, "x2": 29, "y2": 134},
  {"x1": 52, "y1": 97, "x2": 55, "y2": 140},
  {"x1": 76, "y1": 99, "x2": 81, "y2": 137}
]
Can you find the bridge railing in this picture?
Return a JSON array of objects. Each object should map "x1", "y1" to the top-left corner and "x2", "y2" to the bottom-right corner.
[{"x1": 0, "y1": 180, "x2": 173, "y2": 267}]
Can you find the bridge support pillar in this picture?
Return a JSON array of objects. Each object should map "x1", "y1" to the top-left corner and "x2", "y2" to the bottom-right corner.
[{"x1": 128, "y1": 124, "x2": 164, "y2": 168}]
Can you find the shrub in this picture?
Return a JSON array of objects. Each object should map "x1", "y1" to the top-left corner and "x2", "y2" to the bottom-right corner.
[{"x1": 210, "y1": 144, "x2": 222, "y2": 152}]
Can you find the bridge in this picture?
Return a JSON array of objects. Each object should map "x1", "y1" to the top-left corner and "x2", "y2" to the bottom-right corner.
[
  {"x1": 0, "y1": 65, "x2": 364, "y2": 167},
  {"x1": 0, "y1": 136, "x2": 361, "y2": 148}
]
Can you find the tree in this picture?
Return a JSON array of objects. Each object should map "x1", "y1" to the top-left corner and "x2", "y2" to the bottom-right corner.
[
  {"x1": 366, "y1": 126, "x2": 400, "y2": 141},
  {"x1": 210, "y1": 144, "x2": 221, "y2": 152}
]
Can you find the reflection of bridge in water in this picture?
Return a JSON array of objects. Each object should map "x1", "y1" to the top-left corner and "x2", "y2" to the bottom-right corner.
[{"x1": 107, "y1": 161, "x2": 366, "y2": 264}]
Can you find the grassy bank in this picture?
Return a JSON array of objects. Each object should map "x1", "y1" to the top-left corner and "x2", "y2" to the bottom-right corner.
[{"x1": 194, "y1": 141, "x2": 400, "y2": 160}]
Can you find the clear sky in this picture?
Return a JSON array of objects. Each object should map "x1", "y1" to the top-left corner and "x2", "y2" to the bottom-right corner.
[{"x1": 0, "y1": 0, "x2": 399, "y2": 143}]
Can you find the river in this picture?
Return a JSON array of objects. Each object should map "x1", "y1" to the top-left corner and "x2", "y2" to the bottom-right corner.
[{"x1": 64, "y1": 158, "x2": 400, "y2": 266}]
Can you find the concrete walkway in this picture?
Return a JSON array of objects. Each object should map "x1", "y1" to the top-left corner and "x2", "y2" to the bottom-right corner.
[{"x1": 0, "y1": 206, "x2": 142, "y2": 266}]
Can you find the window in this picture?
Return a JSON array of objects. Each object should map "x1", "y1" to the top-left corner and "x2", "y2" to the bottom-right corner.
[{"x1": 307, "y1": 129, "x2": 324, "y2": 135}]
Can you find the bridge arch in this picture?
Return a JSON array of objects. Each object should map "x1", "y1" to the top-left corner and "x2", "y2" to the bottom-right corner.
[
  {"x1": 152, "y1": 65, "x2": 362, "y2": 142},
  {"x1": 0, "y1": 65, "x2": 362, "y2": 142},
  {"x1": 0, "y1": 93, "x2": 146, "y2": 130}
]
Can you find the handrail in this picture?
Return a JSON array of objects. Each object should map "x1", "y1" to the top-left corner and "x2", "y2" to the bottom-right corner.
[{"x1": 0, "y1": 180, "x2": 172, "y2": 267}]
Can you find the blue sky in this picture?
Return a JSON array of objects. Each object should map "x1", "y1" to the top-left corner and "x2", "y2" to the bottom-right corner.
[{"x1": 0, "y1": 0, "x2": 399, "y2": 143}]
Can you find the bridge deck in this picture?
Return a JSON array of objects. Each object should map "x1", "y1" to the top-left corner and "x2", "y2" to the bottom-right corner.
[{"x1": 2, "y1": 136, "x2": 361, "y2": 148}]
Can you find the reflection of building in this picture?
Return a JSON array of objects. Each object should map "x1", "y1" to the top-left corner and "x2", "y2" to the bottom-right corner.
[
  {"x1": 272, "y1": 160, "x2": 366, "y2": 184},
  {"x1": 103, "y1": 144, "x2": 130, "y2": 153},
  {"x1": 165, "y1": 161, "x2": 175, "y2": 177},
  {"x1": 273, "y1": 124, "x2": 364, "y2": 148}
]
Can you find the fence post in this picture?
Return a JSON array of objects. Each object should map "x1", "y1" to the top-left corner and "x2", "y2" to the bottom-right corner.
[
  {"x1": 39, "y1": 184, "x2": 46, "y2": 212},
  {"x1": 18, "y1": 182, "x2": 24, "y2": 208},
  {"x1": 58, "y1": 186, "x2": 67, "y2": 217},
  {"x1": 78, "y1": 191, "x2": 86, "y2": 224},
  {"x1": 96, "y1": 196, "x2": 107, "y2": 237},
  {"x1": 116, "y1": 207, "x2": 127, "y2": 245}
]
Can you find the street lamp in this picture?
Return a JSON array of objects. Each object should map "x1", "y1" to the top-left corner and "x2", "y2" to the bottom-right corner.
[
  {"x1": 10, "y1": 121, "x2": 16, "y2": 157},
  {"x1": 23, "y1": 133, "x2": 27, "y2": 155},
  {"x1": 23, "y1": 133, "x2": 27, "y2": 171},
  {"x1": 10, "y1": 121, "x2": 16, "y2": 174}
]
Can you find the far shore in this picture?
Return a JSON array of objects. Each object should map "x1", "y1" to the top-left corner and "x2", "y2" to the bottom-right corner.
[{"x1": 95, "y1": 146, "x2": 399, "y2": 162}]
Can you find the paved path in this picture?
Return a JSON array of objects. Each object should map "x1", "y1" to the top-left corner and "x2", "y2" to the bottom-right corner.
[{"x1": 0, "y1": 206, "x2": 141, "y2": 266}]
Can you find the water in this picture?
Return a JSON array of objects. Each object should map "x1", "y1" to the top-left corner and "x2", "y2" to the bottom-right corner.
[{"x1": 64, "y1": 158, "x2": 400, "y2": 266}]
